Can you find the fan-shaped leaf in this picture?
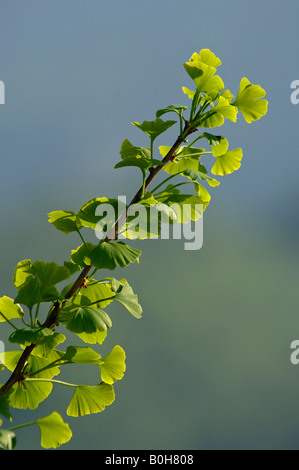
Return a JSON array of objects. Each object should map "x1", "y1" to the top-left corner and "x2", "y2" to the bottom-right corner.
[
  {"x1": 99, "y1": 345, "x2": 126, "y2": 384},
  {"x1": 156, "y1": 104, "x2": 188, "y2": 118},
  {"x1": 13, "y1": 259, "x2": 32, "y2": 290},
  {"x1": 9, "y1": 327, "x2": 54, "y2": 346},
  {"x1": 67, "y1": 383, "x2": 115, "y2": 417},
  {"x1": 113, "y1": 279, "x2": 142, "y2": 319},
  {"x1": 132, "y1": 118, "x2": 176, "y2": 141},
  {"x1": 233, "y1": 77, "x2": 268, "y2": 123},
  {"x1": 0, "y1": 296, "x2": 24, "y2": 323},
  {"x1": 211, "y1": 148, "x2": 243, "y2": 175},
  {"x1": 84, "y1": 242, "x2": 142, "y2": 270},
  {"x1": 62, "y1": 346, "x2": 101, "y2": 364},
  {"x1": 28, "y1": 261, "x2": 71, "y2": 292},
  {"x1": 60, "y1": 305, "x2": 112, "y2": 334},
  {"x1": 35, "y1": 412, "x2": 72, "y2": 449},
  {"x1": 48, "y1": 210, "x2": 81, "y2": 234}
]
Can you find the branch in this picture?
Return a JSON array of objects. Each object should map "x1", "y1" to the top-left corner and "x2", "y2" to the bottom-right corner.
[{"x1": 0, "y1": 123, "x2": 196, "y2": 397}]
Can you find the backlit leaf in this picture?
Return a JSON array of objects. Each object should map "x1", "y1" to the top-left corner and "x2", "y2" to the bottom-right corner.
[
  {"x1": 183, "y1": 168, "x2": 220, "y2": 187},
  {"x1": 99, "y1": 345, "x2": 126, "y2": 384},
  {"x1": 115, "y1": 156, "x2": 162, "y2": 171},
  {"x1": 120, "y1": 139, "x2": 151, "y2": 160},
  {"x1": 156, "y1": 104, "x2": 188, "y2": 118},
  {"x1": 201, "y1": 132, "x2": 229, "y2": 156},
  {"x1": 48, "y1": 210, "x2": 81, "y2": 234},
  {"x1": 32, "y1": 333, "x2": 66, "y2": 358},
  {"x1": 211, "y1": 148, "x2": 243, "y2": 175},
  {"x1": 71, "y1": 242, "x2": 96, "y2": 268},
  {"x1": 60, "y1": 305, "x2": 112, "y2": 334},
  {"x1": 13, "y1": 259, "x2": 32, "y2": 290},
  {"x1": 67, "y1": 383, "x2": 115, "y2": 417},
  {"x1": 84, "y1": 242, "x2": 142, "y2": 270},
  {"x1": 35, "y1": 412, "x2": 72, "y2": 449},
  {"x1": 62, "y1": 346, "x2": 102, "y2": 364},
  {"x1": 77, "y1": 197, "x2": 120, "y2": 230},
  {"x1": 0, "y1": 296, "x2": 24, "y2": 323},
  {"x1": 132, "y1": 118, "x2": 176, "y2": 141},
  {"x1": 112, "y1": 279, "x2": 142, "y2": 319},
  {"x1": 233, "y1": 77, "x2": 268, "y2": 123},
  {"x1": 28, "y1": 261, "x2": 71, "y2": 292}
]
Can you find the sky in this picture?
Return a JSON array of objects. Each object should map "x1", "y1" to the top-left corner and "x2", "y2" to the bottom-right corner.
[{"x1": 0, "y1": 0, "x2": 298, "y2": 450}]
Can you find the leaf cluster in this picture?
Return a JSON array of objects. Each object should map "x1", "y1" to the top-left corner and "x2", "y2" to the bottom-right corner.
[{"x1": 0, "y1": 49, "x2": 267, "y2": 449}]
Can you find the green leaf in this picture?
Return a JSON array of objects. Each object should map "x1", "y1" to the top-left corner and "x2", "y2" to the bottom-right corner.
[
  {"x1": 3, "y1": 355, "x2": 60, "y2": 410},
  {"x1": 0, "y1": 394, "x2": 11, "y2": 421},
  {"x1": 62, "y1": 346, "x2": 102, "y2": 364},
  {"x1": 160, "y1": 144, "x2": 206, "y2": 160},
  {"x1": 74, "y1": 330, "x2": 107, "y2": 345},
  {"x1": 77, "y1": 197, "x2": 120, "y2": 231},
  {"x1": 40, "y1": 286, "x2": 62, "y2": 303},
  {"x1": 182, "y1": 86, "x2": 195, "y2": 99},
  {"x1": 132, "y1": 118, "x2": 177, "y2": 141},
  {"x1": 184, "y1": 52, "x2": 216, "y2": 84},
  {"x1": 120, "y1": 139, "x2": 151, "y2": 159},
  {"x1": 163, "y1": 156, "x2": 207, "y2": 176},
  {"x1": 35, "y1": 412, "x2": 72, "y2": 449},
  {"x1": 0, "y1": 296, "x2": 24, "y2": 323},
  {"x1": 48, "y1": 210, "x2": 81, "y2": 234},
  {"x1": 67, "y1": 383, "x2": 115, "y2": 417},
  {"x1": 28, "y1": 261, "x2": 71, "y2": 292},
  {"x1": 160, "y1": 145, "x2": 207, "y2": 176},
  {"x1": 233, "y1": 77, "x2": 268, "y2": 123},
  {"x1": 9, "y1": 327, "x2": 54, "y2": 346},
  {"x1": 211, "y1": 148, "x2": 243, "y2": 175},
  {"x1": 202, "y1": 75, "x2": 224, "y2": 99},
  {"x1": 99, "y1": 345, "x2": 126, "y2": 384},
  {"x1": 214, "y1": 96, "x2": 238, "y2": 121},
  {"x1": 183, "y1": 168, "x2": 220, "y2": 187},
  {"x1": 121, "y1": 204, "x2": 161, "y2": 240},
  {"x1": 201, "y1": 132, "x2": 229, "y2": 157},
  {"x1": 27, "y1": 355, "x2": 60, "y2": 379},
  {"x1": 8, "y1": 381, "x2": 53, "y2": 410},
  {"x1": 84, "y1": 242, "x2": 142, "y2": 271},
  {"x1": 13, "y1": 259, "x2": 32, "y2": 290},
  {"x1": 0, "y1": 429, "x2": 16, "y2": 450},
  {"x1": 14, "y1": 277, "x2": 41, "y2": 311},
  {"x1": 75, "y1": 280, "x2": 115, "y2": 308},
  {"x1": 198, "y1": 49, "x2": 222, "y2": 67},
  {"x1": 64, "y1": 260, "x2": 81, "y2": 276},
  {"x1": 60, "y1": 305, "x2": 112, "y2": 335},
  {"x1": 112, "y1": 279, "x2": 142, "y2": 319},
  {"x1": 157, "y1": 188, "x2": 205, "y2": 223},
  {"x1": 32, "y1": 333, "x2": 66, "y2": 358},
  {"x1": 183, "y1": 50, "x2": 224, "y2": 97},
  {"x1": 0, "y1": 351, "x2": 22, "y2": 372},
  {"x1": 156, "y1": 104, "x2": 188, "y2": 118},
  {"x1": 221, "y1": 89, "x2": 234, "y2": 102},
  {"x1": 115, "y1": 156, "x2": 162, "y2": 171},
  {"x1": 201, "y1": 96, "x2": 238, "y2": 128},
  {"x1": 71, "y1": 242, "x2": 96, "y2": 268}
]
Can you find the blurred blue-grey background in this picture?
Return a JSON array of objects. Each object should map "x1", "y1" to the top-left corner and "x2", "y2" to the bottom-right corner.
[{"x1": 0, "y1": 0, "x2": 298, "y2": 450}]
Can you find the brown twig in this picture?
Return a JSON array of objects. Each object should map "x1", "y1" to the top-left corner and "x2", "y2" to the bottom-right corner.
[{"x1": 0, "y1": 123, "x2": 196, "y2": 397}]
